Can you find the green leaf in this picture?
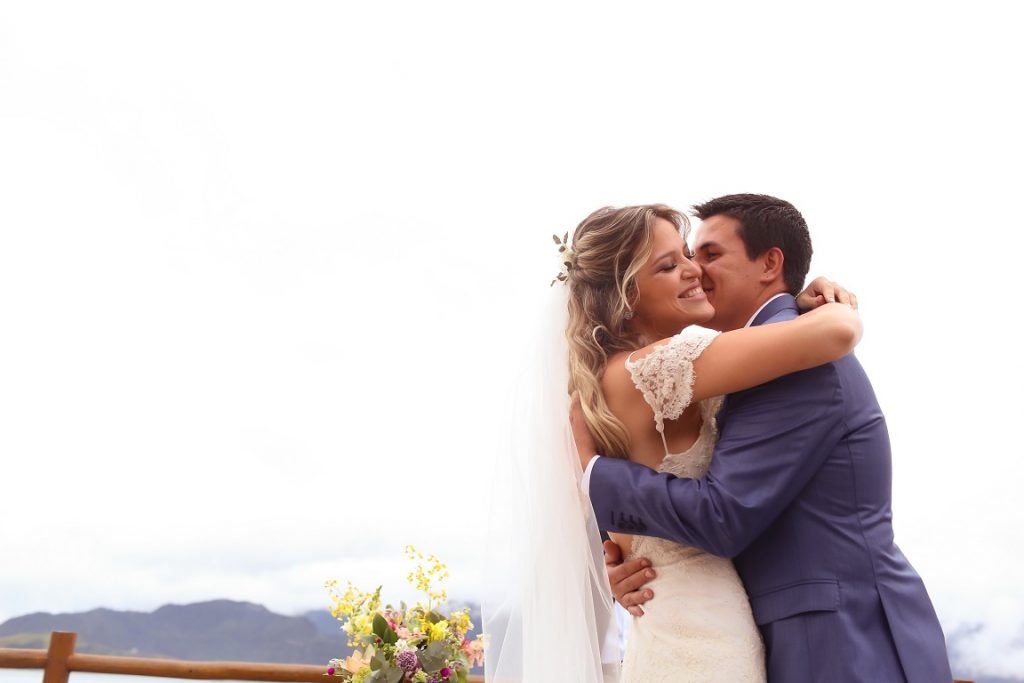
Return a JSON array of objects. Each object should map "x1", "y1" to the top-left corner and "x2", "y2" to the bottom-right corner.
[
  {"x1": 371, "y1": 614, "x2": 398, "y2": 644},
  {"x1": 365, "y1": 661, "x2": 403, "y2": 683},
  {"x1": 370, "y1": 650, "x2": 388, "y2": 671},
  {"x1": 418, "y1": 641, "x2": 447, "y2": 672}
]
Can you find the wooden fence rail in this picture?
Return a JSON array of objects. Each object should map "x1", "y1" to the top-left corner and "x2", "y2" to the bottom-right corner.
[
  {"x1": 1, "y1": 631, "x2": 975, "y2": 683},
  {"x1": 0, "y1": 632, "x2": 484, "y2": 683}
]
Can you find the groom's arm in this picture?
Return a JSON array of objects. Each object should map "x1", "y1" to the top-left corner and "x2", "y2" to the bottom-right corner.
[{"x1": 587, "y1": 362, "x2": 846, "y2": 558}]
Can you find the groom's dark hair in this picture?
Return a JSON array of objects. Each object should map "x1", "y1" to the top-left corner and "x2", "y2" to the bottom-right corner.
[{"x1": 692, "y1": 193, "x2": 812, "y2": 296}]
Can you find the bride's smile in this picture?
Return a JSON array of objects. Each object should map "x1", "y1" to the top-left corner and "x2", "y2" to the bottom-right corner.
[
  {"x1": 630, "y1": 218, "x2": 716, "y2": 342},
  {"x1": 679, "y1": 282, "x2": 706, "y2": 299}
]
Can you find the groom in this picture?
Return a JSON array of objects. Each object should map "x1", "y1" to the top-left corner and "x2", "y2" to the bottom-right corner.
[{"x1": 573, "y1": 194, "x2": 952, "y2": 682}]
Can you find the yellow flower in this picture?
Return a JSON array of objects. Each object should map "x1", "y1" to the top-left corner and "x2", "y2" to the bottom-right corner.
[
  {"x1": 404, "y1": 546, "x2": 450, "y2": 606},
  {"x1": 427, "y1": 620, "x2": 449, "y2": 643},
  {"x1": 451, "y1": 609, "x2": 472, "y2": 635}
]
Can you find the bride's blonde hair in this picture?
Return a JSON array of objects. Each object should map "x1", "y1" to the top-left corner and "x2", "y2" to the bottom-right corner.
[{"x1": 566, "y1": 204, "x2": 689, "y2": 458}]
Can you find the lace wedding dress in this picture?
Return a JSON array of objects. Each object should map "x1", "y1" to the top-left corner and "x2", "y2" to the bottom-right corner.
[{"x1": 619, "y1": 328, "x2": 766, "y2": 683}]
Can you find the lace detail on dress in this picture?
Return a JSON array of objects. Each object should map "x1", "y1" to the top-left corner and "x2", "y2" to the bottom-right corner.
[
  {"x1": 620, "y1": 404, "x2": 766, "y2": 682},
  {"x1": 628, "y1": 401, "x2": 721, "y2": 566},
  {"x1": 620, "y1": 407, "x2": 765, "y2": 681},
  {"x1": 618, "y1": 331, "x2": 764, "y2": 682},
  {"x1": 626, "y1": 327, "x2": 719, "y2": 444},
  {"x1": 660, "y1": 398, "x2": 720, "y2": 477}
]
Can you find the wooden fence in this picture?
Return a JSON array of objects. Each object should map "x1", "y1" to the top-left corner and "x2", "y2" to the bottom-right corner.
[
  {"x1": 0, "y1": 631, "x2": 975, "y2": 683},
  {"x1": 0, "y1": 632, "x2": 484, "y2": 683}
]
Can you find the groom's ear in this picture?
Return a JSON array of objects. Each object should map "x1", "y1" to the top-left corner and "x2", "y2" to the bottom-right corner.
[{"x1": 759, "y1": 247, "x2": 785, "y2": 285}]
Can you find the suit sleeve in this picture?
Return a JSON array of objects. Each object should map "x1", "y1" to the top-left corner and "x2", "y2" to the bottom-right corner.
[{"x1": 589, "y1": 362, "x2": 845, "y2": 558}]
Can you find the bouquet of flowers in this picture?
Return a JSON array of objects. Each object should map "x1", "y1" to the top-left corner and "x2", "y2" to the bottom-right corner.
[{"x1": 325, "y1": 545, "x2": 485, "y2": 683}]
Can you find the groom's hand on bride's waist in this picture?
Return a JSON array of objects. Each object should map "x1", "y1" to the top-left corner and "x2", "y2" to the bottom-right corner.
[{"x1": 604, "y1": 539, "x2": 656, "y2": 617}]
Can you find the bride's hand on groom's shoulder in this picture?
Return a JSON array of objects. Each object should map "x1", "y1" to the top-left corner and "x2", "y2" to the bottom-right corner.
[
  {"x1": 797, "y1": 277, "x2": 858, "y2": 311},
  {"x1": 605, "y1": 540, "x2": 656, "y2": 617}
]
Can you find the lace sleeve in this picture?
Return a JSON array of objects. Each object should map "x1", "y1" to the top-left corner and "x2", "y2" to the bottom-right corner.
[{"x1": 625, "y1": 327, "x2": 719, "y2": 435}]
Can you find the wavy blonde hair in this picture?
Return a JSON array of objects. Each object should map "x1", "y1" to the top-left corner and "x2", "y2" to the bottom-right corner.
[{"x1": 566, "y1": 204, "x2": 689, "y2": 458}]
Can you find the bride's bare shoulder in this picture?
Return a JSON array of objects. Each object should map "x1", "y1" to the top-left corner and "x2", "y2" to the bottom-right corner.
[{"x1": 601, "y1": 350, "x2": 643, "y2": 407}]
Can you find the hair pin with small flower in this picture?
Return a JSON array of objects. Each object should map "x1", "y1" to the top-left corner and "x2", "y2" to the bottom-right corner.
[{"x1": 550, "y1": 232, "x2": 573, "y2": 286}]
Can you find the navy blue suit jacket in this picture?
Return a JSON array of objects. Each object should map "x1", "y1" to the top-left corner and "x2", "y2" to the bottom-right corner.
[{"x1": 589, "y1": 295, "x2": 951, "y2": 682}]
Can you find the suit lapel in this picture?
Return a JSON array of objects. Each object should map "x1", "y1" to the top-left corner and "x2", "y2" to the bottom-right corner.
[{"x1": 716, "y1": 294, "x2": 799, "y2": 430}]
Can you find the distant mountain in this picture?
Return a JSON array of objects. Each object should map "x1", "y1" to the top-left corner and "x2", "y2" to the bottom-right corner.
[
  {"x1": 1, "y1": 601, "x2": 1013, "y2": 681},
  {"x1": 0, "y1": 599, "x2": 485, "y2": 674},
  {"x1": 0, "y1": 600, "x2": 347, "y2": 664}
]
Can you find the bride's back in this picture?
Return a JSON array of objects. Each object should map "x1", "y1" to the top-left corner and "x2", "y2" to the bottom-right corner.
[{"x1": 600, "y1": 349, "x2": 705, "y2": 471}]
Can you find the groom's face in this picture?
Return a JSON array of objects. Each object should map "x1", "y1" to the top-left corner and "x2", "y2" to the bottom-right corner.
[{"x1": 693, "y1": 215, "x2": 765, "y2": 332}]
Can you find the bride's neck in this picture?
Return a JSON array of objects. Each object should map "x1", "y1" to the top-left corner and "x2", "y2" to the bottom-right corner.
[{"x1": 634, "y1": 323, "x2": 688, "y2": 348}]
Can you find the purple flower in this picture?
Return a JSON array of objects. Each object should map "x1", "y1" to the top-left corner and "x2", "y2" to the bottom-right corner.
[
  {"x1": 396, "y1": 650, "x2": 418, "y2": 673},
  {"x1": 440, "y1": 667, "x2": 452, "y2": 679},
  {"x1": 326, "y1": 668, "x2": 335, "y2": 676}
]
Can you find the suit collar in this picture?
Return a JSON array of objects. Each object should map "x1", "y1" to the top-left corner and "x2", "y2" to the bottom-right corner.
[{"x1": 750, "y1": 293, "x2": 798, "y2": 327}]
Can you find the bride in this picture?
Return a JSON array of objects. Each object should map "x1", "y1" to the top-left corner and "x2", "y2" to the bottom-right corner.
[{"x1": 482, "y1": 203, "x2": 860, "y2": 682}]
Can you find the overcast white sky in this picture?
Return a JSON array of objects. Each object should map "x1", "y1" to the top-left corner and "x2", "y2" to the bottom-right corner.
[{"x1": 1, "y1": 0, "x2": 1022, "y2": 677}]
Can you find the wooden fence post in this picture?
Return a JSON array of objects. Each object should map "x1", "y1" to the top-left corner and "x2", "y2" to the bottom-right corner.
[{"x1": 43, "y1": 632, "x2": 76, "y2": 683}]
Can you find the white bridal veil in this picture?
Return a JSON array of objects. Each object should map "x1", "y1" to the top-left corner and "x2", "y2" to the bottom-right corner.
[{"x1": 481, "y1": 285, "x2": 621, "y2": 683}]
